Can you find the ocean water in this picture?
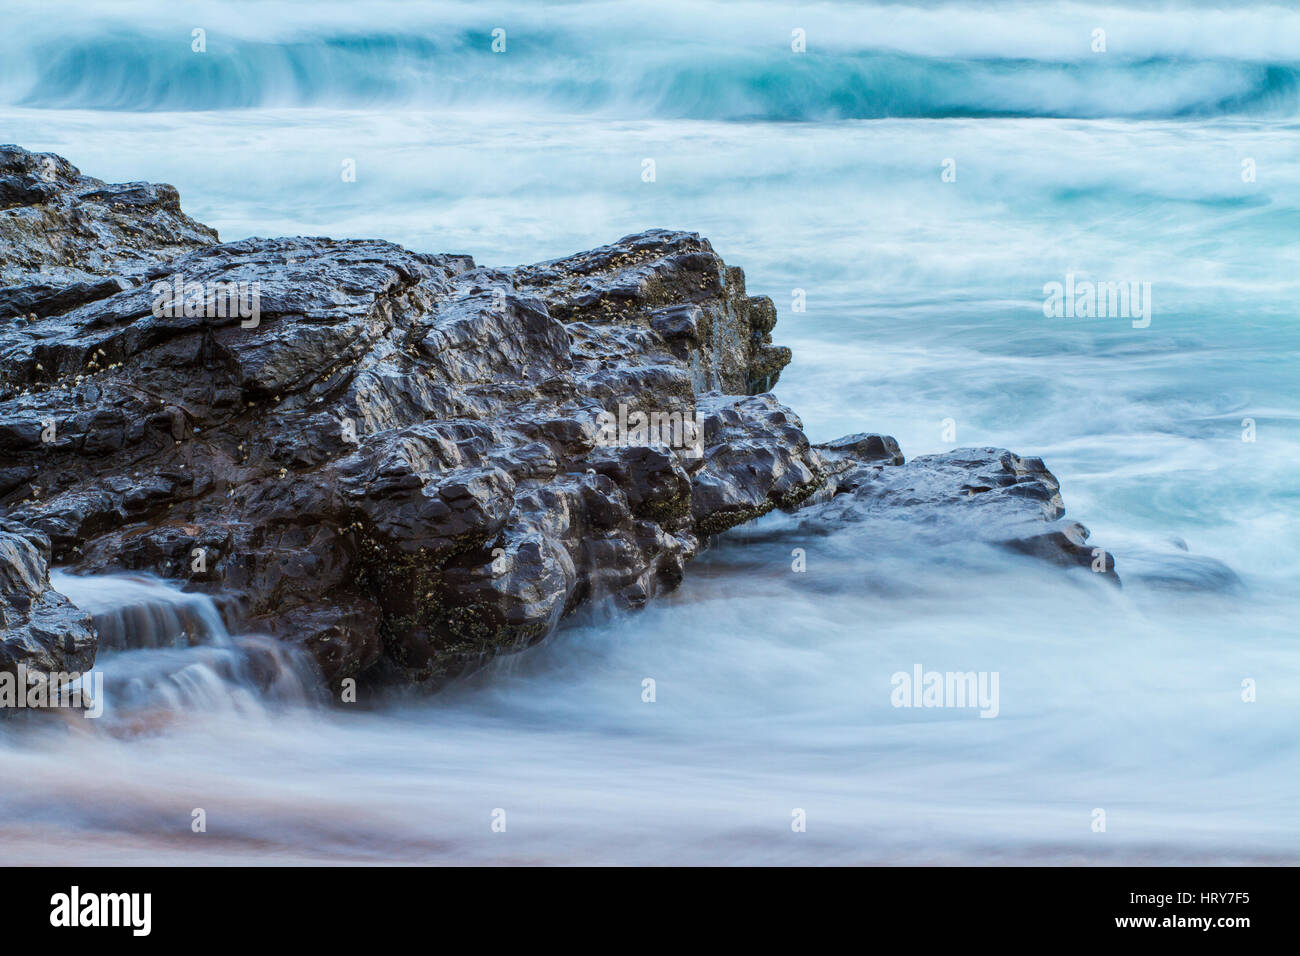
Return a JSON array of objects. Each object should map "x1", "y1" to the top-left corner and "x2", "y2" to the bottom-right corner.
[{"x1": 2, "y1": 0, "x2": 1298, "y2": 864}]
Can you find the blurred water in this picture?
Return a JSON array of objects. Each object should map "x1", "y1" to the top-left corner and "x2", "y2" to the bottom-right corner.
[
  {"x1": 48, "y1": 572, "x2": 322, "y2": 717},
  {"x1": 1, "y1": 0, "x2": 1298, "y2": 864}
]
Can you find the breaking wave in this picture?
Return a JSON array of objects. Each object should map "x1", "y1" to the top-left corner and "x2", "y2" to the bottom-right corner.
[{"x1": 2, "y1": 1, "x2": 1299, "y2": 118}]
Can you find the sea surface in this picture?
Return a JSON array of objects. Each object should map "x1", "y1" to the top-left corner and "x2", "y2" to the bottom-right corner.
[{"x1": 1, "y1": 0, "x2": 1298, "y2": 864}]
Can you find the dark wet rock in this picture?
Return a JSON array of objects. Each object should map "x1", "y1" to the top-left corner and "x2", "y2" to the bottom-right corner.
[
  {"x1": 0, "y1": 145, "x2": 217, "y2": 294},
  {"x1": 262, "y1": 600, "x2": 384, "y2": 688},
  {"x1": 816, "y1": 432, "x2": 905, "y2": 467},
  {"x1": 1006, "y1": 522, "x2": 1114, "y2": 576},
  {"x1": 0, "y1": 146, "x2": 1119, "y2": 691},
  {"x1": 692, "y1": 394, "x2": 822, "y2": 535},
  {"x1": 795, "y1": 446, "x2": 1120, "y2": 583},
  {"x1": 802, "y1": 432, "x2": 906, "y2": 503},
  {"x1": 0, "y1": 519, "x2": 96, "y2": 685},
  {"x1": 0, "y1": 148, "x2": 816, "y2": 690}
]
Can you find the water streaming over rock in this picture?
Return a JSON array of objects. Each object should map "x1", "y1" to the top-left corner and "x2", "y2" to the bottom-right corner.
[{"x1": 50, "y1": 571, "x2": 324, "y2": 717}]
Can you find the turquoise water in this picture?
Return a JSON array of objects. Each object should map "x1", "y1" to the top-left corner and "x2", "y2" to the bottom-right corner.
[{"x1": 1, "y1": 0, "x2": 1298, "y2": 863}]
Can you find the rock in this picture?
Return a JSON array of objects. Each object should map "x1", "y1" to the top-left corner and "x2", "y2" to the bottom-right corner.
[
  {"x1": 795, "y1": 446, "x2": 1120, "y2": 583},
  {"x1": 0, "y1": 148, "x2": 819, "y2": 690},
  {"x1": 0, "y1": 145, "x2": 217, "y2": 295},
  {"x1": 691, "y1": 394, "x2": 823, "y2": 535},
  {"x1": 0, "y1": 146, "x2": 1120, "y2": 692},
  {"x1": 816, "y1": 432, "x2": 904, "y2": 467},
  {"x1": 1006, "y1": 522, "x2": 1113, "y2": 576},
  {"x1": 801, "y1": 432, "x2": 906, "y2": 504},
  {"x1": 261, "y1": 600, "x2": 384, "y2": 689},
  {"x1": 0, "y1": 519, "x2": 97, "y2": 690}
]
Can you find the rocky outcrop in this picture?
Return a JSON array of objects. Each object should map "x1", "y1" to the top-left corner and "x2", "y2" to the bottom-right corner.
[
  {"x1": 0, "y1": 145, "x2": 218, "y2": 308},
  {"x1": 0, "y1": 146, "x2": 1115, "y2": 692}
]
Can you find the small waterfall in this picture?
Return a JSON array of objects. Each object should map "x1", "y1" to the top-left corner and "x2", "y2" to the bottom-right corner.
[
  {"x1": 51, "y1": 571, "x2": 229, "y2": 650},
  {"x1": 50, "y1": 571, "x2": 324, "y2": 717}
]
